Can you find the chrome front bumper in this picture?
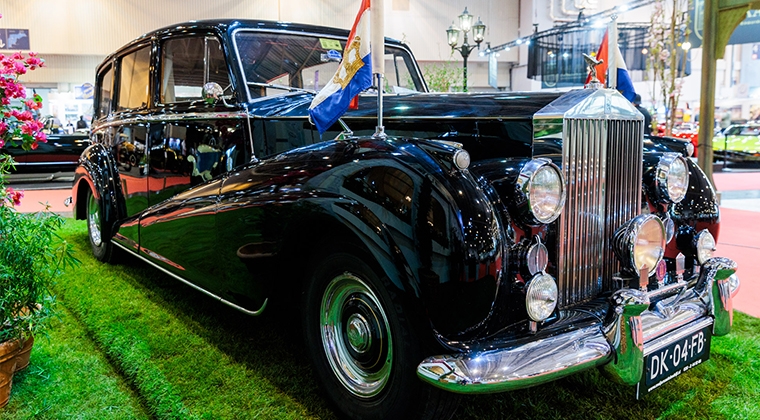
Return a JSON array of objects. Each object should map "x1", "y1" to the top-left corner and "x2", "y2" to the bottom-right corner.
[{"x1": 417, "y1": 257, "x2": 739, "y2": 394}]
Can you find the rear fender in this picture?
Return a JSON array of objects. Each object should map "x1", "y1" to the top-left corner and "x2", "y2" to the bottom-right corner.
[{"x1": 72, "y1": 143, "x2": 125, "y2": 237}]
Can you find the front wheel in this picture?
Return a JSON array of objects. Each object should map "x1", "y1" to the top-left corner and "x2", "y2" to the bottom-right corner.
[
  {"x1": 303, "y1": 247, "x2": 457, "y2": 420},
  {"x1": 86, "y1": 188, "x2": 115, "y2": 263}
]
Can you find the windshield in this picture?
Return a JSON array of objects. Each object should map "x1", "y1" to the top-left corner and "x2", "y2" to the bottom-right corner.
[{"x1": 233, "y1": 30, "x2": 424, "y2": 100}]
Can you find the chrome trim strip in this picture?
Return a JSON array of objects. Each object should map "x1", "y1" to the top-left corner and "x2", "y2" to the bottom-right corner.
[
  {"x1": 92, "y1": 111, "x2": 249, "y2": 131},
  {"x1": 10, "y1": 161, "x2": 77, "y2": 166},
  {"x1": 111, "y1": 240, "x2": 268, "y2": 316}
]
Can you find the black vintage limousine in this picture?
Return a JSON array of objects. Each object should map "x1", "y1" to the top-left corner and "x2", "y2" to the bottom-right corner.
[{"x1": 71, "y1": 19, "x2": 740, "y2": 419}]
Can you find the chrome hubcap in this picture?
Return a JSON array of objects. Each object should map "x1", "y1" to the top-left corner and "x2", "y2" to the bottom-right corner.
[
  {"x1": 346, "y1": 314, "x2": 372, "y2": 353},
  {"x1": 320, "y1": 273, "x2": 392, "y2": 398},
  {"x1": 87, "y1": 194, "x2": 102, "y2": 246}
]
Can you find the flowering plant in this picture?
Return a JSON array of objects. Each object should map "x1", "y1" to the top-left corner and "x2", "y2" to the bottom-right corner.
[
  {"x1": 646, "y1": 0, "x2": 691, "y2": 135},
  {"x1": 0, "y1": 25, "x2": 76, "y2": 343}
]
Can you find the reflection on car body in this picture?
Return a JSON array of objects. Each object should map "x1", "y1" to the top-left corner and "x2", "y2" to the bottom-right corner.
[
  {"x1": 1, "y1": 133, "x2": 90, "y2": 173},
  {"x1": 71, "y1": 19, "x2": 740, "y2": 419}
]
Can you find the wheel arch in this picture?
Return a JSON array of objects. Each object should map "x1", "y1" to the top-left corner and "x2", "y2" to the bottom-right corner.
[
  {"x1": 72, "y1": 143, "x2": 126, "y2": 237},
  {"x1": 276, "y1": 201, "x2": 416, "y2": 300}
]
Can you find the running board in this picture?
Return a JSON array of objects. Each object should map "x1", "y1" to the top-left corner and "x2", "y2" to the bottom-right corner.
[{"x1": 111, "y1": 240, "x2": 268, "y2": 316}]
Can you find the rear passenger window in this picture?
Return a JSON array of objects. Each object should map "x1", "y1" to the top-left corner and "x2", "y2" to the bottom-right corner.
[
  {"x1": 117, "y1": 46, "x2": 151, "y2": 111},
  {"x1": 160, "y1": 36, "x2": 231, "y2": 104},
  {"x1": 97, "y1": 64, "x2": 114, "y2": 117}
]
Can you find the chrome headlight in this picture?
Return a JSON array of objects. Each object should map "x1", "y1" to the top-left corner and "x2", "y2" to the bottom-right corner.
[
  {"x1": 525, "y1": 272, "x2": 558, "y2": 321},
  {"x1": 655, "y1": 153, "x2": 689, "y2": 204},
  {"x1": 516, "y1": 158, "x2": 566, "y2": 224},
  {"x1": 695, "y1": 229, "x2": 716, "y2": 264},
  {"x1": 613, "y1": 214, "x2": 666, "y2": 276}
]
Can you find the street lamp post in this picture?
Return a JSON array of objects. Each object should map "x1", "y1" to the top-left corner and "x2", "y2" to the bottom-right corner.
[{"x1": 446, "y1": 7, "x2": 486, "y2": 92}]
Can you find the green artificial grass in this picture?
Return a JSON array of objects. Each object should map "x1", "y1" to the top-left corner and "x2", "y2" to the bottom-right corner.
[
  {"x1": 0, "y1": 305, "x2": 149, "y2": 419},
  {"x1": 2, "y1": 218, "x2": 759, "y2": 419}
]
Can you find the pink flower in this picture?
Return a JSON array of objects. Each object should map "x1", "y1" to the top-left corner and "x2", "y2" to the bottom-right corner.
[
  {"x1": 13, "y1": 60, "x2": 26, "y2": 75},
  {"x1": 21, "y1": 120, "x2": 43, "y2": 135},
  {"x1": 25, "y1": 56, "x2": 42, "y2": 69},
  {"x1": 34, "y1": 131, "x2": 47, "y2": 143},
  {"x1": 12, "y1": 110, "x2": 33, "y2": 121},
  {"x1": 29, "y1": 141, "x2": 38, "y2": 150},
  {"x1": 6, "y1": 187, "x2": 24, "y2": 206},
  {"x1": 0, "y1": 138, "x2": 4, "y2": 148}
]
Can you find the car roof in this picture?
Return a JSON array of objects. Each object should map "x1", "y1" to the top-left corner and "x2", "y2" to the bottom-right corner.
[{"x1": 99, "y1": 19, "x2": 406, "y2": 71}]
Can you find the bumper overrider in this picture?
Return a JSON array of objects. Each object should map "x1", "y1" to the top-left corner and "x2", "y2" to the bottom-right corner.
[{"x1": 417, "y1": 257, "x2": 739, "y2": 394}]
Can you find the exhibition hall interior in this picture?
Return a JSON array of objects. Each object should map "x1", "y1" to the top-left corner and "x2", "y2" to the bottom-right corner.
[{"x1": 0, "y1": 0, "x2": 758, "y2": 418}]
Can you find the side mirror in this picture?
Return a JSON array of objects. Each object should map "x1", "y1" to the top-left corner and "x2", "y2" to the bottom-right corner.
[{"x1": 202, "y1": 82, "x2": 225, "y2": 105}]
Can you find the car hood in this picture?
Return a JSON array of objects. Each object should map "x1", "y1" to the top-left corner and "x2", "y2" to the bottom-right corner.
[{"x1": 247, "y1": 91, "x2": 565, "y2": 120}]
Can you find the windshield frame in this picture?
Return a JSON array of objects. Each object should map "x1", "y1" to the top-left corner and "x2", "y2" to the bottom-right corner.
[{"x1": 230, "y1": 27, "x2": 427, "y2": 103}]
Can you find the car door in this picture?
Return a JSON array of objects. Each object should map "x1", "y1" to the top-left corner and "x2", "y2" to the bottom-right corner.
[
  {"x1": 97, "y1": 43, "x2": 153, "y2": 248},
  {"x1": 138, "y1": 32, "x2": 251, "y2": 296}
]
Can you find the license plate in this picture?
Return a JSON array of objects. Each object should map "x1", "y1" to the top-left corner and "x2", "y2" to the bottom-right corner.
[{"x1": 636, "y1": 322, "x2": 713, "y2": 398}]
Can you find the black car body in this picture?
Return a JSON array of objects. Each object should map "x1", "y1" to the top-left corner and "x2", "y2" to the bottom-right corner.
[{"x1": 71, "y1": 20, "x2": 740, "y2": 419}]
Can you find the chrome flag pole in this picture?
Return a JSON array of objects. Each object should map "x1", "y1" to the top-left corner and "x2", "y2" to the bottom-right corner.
[
  {"x1": 607, "y1": 16, "x2": 618, "y2": 90},
  {"x1": 372, "y1": 0, "x2": 386, "y2": 138}
]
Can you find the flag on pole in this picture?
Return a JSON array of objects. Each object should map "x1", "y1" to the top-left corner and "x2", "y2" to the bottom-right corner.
[
  {"x1": 614, "y1": 44, "x2": 636, "y2": 101},
  {"x1": 585, "y1": 29, "x2": 636, "y2": 102},
  {"x1": 309, "y1": 0, "x2": 373, "y2": 134}
]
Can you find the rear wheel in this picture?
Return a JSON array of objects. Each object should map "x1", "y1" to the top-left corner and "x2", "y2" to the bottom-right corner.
[
  {"x1": 303, "y1": 247, "x2": 457, "y2": 420},
  {"x1": 86, "y1": 188, "x2": 115, "y2": 263}
]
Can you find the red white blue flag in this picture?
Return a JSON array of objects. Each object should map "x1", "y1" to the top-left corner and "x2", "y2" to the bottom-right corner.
[{"x1": 309, "y1": 0, "x2": 373, "y2": 134}]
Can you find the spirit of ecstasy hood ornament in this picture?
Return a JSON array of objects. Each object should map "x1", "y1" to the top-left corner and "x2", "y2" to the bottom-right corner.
[{"x1": 583, "y1": 53, "x2": 604, "y2": 89}]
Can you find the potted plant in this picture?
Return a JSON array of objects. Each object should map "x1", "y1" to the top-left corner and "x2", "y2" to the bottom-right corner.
[{"x1": 0, "y1": 43, "x2": 75, "y2": 408}]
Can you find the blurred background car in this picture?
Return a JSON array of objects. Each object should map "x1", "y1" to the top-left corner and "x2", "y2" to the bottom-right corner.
[
  {"x1": 1, "y1": 132, "x2": 90, "y2": 176},
  {"x1": 713, "y1": 123, "x2": 760, "y2": 164}
]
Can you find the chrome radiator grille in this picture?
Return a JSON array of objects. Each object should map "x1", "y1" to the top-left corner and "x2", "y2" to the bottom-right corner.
[{"x1": 556, "y1": 118, "x2": 642, "y2": 307}]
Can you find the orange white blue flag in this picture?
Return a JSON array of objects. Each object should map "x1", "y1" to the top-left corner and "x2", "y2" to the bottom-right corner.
[
  {"x1": 586, "y1": 29, "x2": 636, "y2": 101},
  {"x1": 309, "y1": 0, "x2": 373, "y2": 134}
]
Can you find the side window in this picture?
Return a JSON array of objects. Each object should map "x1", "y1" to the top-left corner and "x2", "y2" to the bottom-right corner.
[
  {"x1": 258, "y1": 120, "x2": 316, "y2": 158},
  {"x1": 117, "y1": 46, "x2": 151, "y2": 111},
  {"x1": 97, "y1": 64, "x2": 113, "y2": 118},
  {"x1": 160, "y1": 36, "x2": 231, "y2": 104}
]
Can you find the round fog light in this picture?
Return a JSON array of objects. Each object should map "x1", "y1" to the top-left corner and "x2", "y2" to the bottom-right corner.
[
  {"x1": 525, "y1": 272, "x2": 558, "y2": 321},
  {"x1": 695, "y1": 229, "x2": 716, "y2": 264}
]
